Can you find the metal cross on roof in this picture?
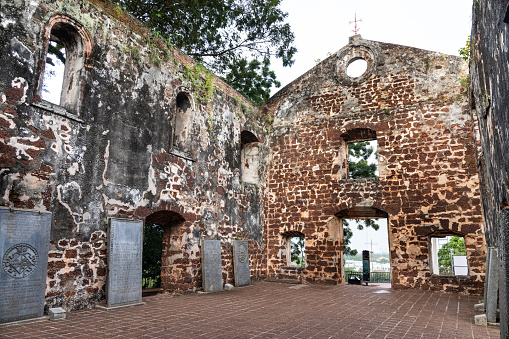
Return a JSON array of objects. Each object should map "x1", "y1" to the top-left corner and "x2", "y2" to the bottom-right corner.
[{"x1": 350, "y1": 12, "x2": 363, "y2": 35}]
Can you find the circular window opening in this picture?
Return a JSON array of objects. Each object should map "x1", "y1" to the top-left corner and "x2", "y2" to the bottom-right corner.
[{"x1": 346, "y1": 58, "x2": 368, "y2": 78}]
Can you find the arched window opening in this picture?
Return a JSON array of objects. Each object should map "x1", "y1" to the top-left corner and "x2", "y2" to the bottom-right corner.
[
  {"x1": 40, "y1": 18, "x2": 90, "y2": 114},
  {"x1": 241, "y1": 130, "x2": 260, "y2": 185},
  {"x1": 337, "y1": 206, "x2": 391, "y2": 286},
  {"x1": 173, "y1": 92, "x2": 193, "y2": 152},
  {"x1": 143, "y1": 210, "x2": 186, "y2": 292},
  {"x1": 41, "y1": 39, "x2": 66, "y2": 104},
  {"x1": 282, "y1": 231, "x2": 305, "y2": 268},
  {"x1": 341, "y1": 128, "x2": 378, "y2": 179}
]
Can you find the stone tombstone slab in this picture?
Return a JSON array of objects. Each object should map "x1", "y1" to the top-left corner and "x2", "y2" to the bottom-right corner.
[
  {"x1": 232, "y1": 240, "x2": 251, "y2": 287},
  {"x1": 201, "y1": 240, "x2": 223, "y2": 292},
  {"x1": 0, "y1": 208, "x2": 51, "y2": 324},
  {"x1": 107, "y1": 218, "x2": 143, "y2": 308}
]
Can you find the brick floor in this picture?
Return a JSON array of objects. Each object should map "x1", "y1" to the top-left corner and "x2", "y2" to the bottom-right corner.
[{"x1": 0, "y1": 281, "x2": 500, "y2": 338}]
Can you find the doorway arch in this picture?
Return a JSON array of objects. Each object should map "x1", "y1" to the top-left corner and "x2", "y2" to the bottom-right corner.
[
  {"x1": 336, "y1": 205, "x2": 391, "y2": 286},
  {"x1": 144, "y1": 210, "x2": 186, "y2": 291}
]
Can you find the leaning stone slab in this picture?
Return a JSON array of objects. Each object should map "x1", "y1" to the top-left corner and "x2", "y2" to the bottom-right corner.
[
  {"x1": 232, "y1": 240, "x2": 251, "y2": 287},
  {"x1": 106, "y1": 218, "x2": 143, "y2": 308},
  {"x1": 485, "y1": 247, "x2": 499, "y2": 323},
  {"x1": 201, "y1": 240, "x2": 223, "y2": 292},
  {"x1": 0, "y1": 208, "x2": 51, "y2": 324}
]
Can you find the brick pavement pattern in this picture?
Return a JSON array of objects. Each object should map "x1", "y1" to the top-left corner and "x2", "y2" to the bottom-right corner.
[{"x1": 0, "y1": 282, "x2": 499, "y2": 339}]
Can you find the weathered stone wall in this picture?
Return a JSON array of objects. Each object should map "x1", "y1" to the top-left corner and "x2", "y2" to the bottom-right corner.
[
  {"x1": 0, "y1": 0, "x2": 268, "y2": 310},
  {"x1": 470, "y1": 0, "x2": 509, "y2": 336},
  {"x1": 263, "y1": 36, "x2": 486, "y2": 294}
]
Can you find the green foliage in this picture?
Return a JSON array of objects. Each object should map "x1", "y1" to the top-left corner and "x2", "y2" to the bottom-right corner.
[
  {"x1": 113, "y1": 0, "x2": 296, "y2": 104},
  {"x1": 437, "y1": 236, "x2": 466, "y2": 275},
  {"x1": 290, "y1": 237, "x2": 305, "y2": 267},
  {"x1": 142, "y1": 223, "x2": 163, "y2": 289},
  {"x1": 481, "y1": 90, "x2": 490, "y2": 110},
  {"x1": 47, "y1": 41, "x2": 66, "y2": 65},
  {"x1": 343, "y1": 220, "x2": 357, "y2": 257},
  {"x1": 343, "y1": 141, "x2": 380, "y2": 256},
  {"x1": 460, "y1": 75, "x2": 470, "y2": 91},
  {"x1": 183, "y1": 63, "x2": 214, "y2": 105},
  {"x1": 423, "y1": 57, "x2": 430, "y2": 71},
  {"x1": 129, "y1": 45, "x2": 141, "y2": 59},
  {"x1": 458, "y1": 36, "x2": 471, "y2": 61},
  {"x1": 224, "y1": 58, "x2": 280, "y2": 106},
  {"x1": 348, "y1": 141, "x2": 378, "y2": 179}
]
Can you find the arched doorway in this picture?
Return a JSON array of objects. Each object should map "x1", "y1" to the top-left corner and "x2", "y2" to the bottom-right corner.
[
  {"x1": 143, "y1": 210, "x2": 185, "y2": 294},
  {"x1": 336, "y1": 206, "x2": 391, "y2": 287}
]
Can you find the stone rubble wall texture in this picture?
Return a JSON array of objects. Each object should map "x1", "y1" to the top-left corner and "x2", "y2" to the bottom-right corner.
[
  {"x1": 263, "y1": 36, "x2": 486, "y2": 294},
  {"x1": 470, "y1": 0, "x2": 509, "y2": 336},
  {"x1": 0, "y1": 0, "x2": 268, "y2": 311},
  {"x1": 0, "y1": 0, "x2": 491, "y2": 315}
]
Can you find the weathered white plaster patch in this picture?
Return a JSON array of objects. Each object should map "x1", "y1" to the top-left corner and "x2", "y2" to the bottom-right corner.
[
  {"x1": 11, "y1": 77, "x2": 28, "y2": 104},
  {"x1": 68, "y1": 162, "x2": 80, "y2": 175}
]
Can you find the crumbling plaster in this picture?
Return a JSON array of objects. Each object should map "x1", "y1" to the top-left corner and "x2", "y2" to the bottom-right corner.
[
  {"x1": 1, "y1": 0, "x2": 268, "y2": 310},
  {"x1": 0, "y1": 0, "x2": 490, "y2": 314}
]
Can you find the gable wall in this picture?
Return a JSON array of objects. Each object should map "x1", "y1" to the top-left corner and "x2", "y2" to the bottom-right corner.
[{"x1": 263, "y1": 36, "x2": 486, "y2": 293}]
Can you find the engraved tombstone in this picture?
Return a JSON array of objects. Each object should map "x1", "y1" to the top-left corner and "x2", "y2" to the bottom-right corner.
[
  {"x1": 0, "y1": 208, "x2": 51, "y2": 324},
  {"x1": 201, "y1": 240, "x2": 223, "y2": 292},
  {"x1": 232, "y1": 240, "x2": 251, "y2": 287},
  {"x1": 107, "y1": 218, "x2": 143, "y2": 308}
]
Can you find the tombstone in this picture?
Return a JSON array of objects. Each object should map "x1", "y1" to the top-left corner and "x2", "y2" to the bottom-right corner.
[
  {"x1": 0, "y1": 208, "x2": 51, "y2": 324},
  {"x1": 232, "y1": 240, "x2": 251, "y2": 287},
  {"x1": 201, "y1": 240, "x2": 223, "y2": 292},
  {"x1": 106, "y1": 218, "x2": 143, "y2": 308}
]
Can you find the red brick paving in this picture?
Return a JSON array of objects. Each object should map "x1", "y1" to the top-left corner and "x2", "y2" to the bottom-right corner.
[{"x1": 0, "y1": 281, "x2": 500, "y2": 338}]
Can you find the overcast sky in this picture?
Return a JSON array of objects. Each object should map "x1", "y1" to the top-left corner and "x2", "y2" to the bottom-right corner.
[{"x1": 271, "y1": 0, "x2": 473, "y2": 95}]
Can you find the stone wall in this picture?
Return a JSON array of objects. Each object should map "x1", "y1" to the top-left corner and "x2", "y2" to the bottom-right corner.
[
  {"x1": 470, "y1": 0, "x2": 509, "y2": 336},
  {"x1": 263, "y1": 35, "x2": 486, "y2": 293},
  {"x1": 0, "y1": 0, "x2": 268, "y2": 310}
]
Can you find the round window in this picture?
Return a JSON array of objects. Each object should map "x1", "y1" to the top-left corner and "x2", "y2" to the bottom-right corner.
[{"x1": 346, "y1": 58, "x2": 368, "y2": 78}]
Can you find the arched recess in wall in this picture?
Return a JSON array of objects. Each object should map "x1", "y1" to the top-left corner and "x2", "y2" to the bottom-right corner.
[
  {"x1": 336, "y1": 205, "x2": 391, "y2": 283},
  {"x1": 144, "y1": 210, "x2": 186, "y2": 290},
  {"x1": 240, "y1": 130, "x2": 260, "y2": 184},
  {"x1": 172, "y1": 90, "x2": 194, "y2": 154},
  {"x1": 37, "y1": 14, "x2": 92, "y2": 115}
]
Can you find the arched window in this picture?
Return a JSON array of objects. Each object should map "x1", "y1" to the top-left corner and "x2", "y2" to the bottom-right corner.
[
  {"x1": 172, "y1": 91, "x2": 193, "y2": 153},
  {"x1": 39, "y1": 15, "x2": 92, "y2": 115},
  {"x1": 240, "y1": 130, "x2": 259, "y2": 184}
]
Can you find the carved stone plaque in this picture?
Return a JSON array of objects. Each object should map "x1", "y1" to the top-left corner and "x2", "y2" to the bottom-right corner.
[
  {"x1": 233, "y1": 240, "x2": 251, "y2": 287},
  {"x1": 0, "y1": 208, "x2": 51, "y2": 323},
  {"x1": 201, "y1": 240, "x2": 223, "y2": 292},
  {"x1": 107, "y1": 218, "x2": 143, "y2": 307}
]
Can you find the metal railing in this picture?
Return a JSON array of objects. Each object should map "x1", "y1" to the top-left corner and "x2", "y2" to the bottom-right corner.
[{"x1": 346, "y1": 271, "x2": 391, "y2": 283}]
